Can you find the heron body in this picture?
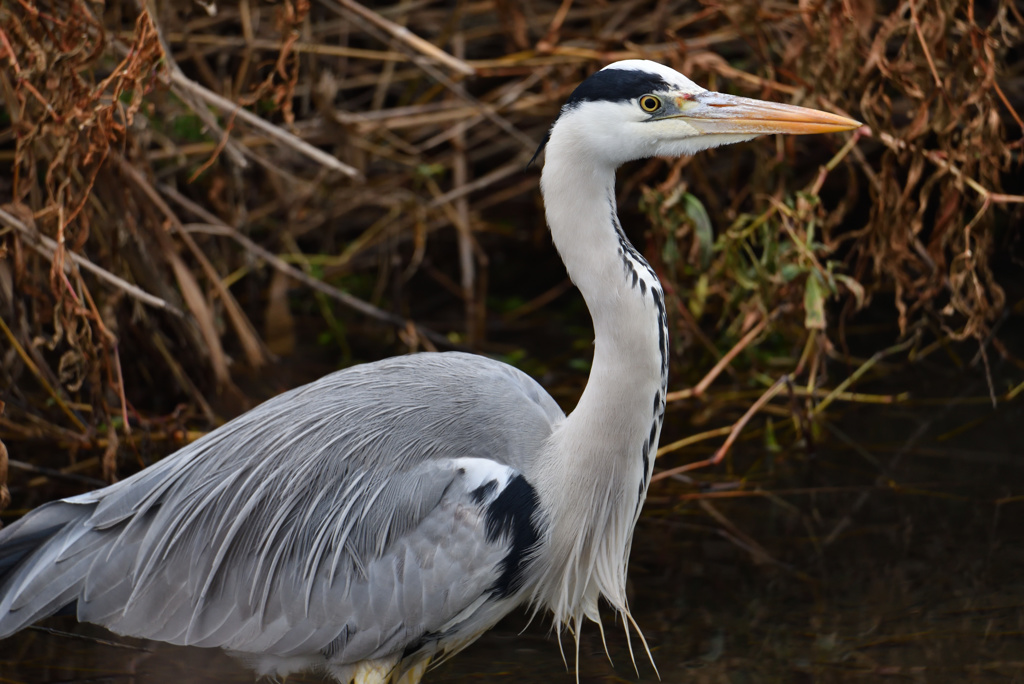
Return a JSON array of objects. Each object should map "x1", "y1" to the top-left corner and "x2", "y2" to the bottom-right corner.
[{"x1": 0, "y1": 60, "x2": 858, "y2": 682}]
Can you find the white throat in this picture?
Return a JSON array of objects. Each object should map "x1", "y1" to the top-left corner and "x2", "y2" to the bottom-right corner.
[{"x1": 530, "y1": 120, "x2": 668, "y2": 639}]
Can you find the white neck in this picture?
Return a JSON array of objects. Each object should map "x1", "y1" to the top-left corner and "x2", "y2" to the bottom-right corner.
[{"x1": 531, "y1": 128, "x2": 668, "y2": 635}]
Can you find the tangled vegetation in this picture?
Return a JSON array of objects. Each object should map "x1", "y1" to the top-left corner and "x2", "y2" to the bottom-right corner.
[
  {"x1": 1, "y1": 1, "x2": 1023, "y2": 680},
  {"x1": 0, "y1": 0, "x2": 1021, "y2": 523}
]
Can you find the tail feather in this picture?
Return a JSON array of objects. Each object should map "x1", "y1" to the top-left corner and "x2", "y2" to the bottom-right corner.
[
  {"x1": 0, "y1": 500, "x2": 96, "y2": 638},
  {"x1": 0, "y1": 522, "x2": 65, "y2": 580}
]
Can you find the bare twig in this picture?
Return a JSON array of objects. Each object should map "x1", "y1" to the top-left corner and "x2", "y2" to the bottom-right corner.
[
  {"x1": 114, "y1": 156, "x2": 271, "y2": 371},
  {"x1": 0, "y1": 315, "x2": 87, "y2": 433},
  {"x1": 114, "y1": 5, "x2": 361, "y2": 179},
  {"x1": 320, "y1": 0, "x2": 537, "y2": 153},
  {"x1": 667, "y1": 314, "x2": 768, "y2": 401},
  {"x1": 157, "y1": 185, "x2": 454, "y2": 350},
  {"x1": 327, "y1": 0, "x2": 475, "y2": 76},
  {"x1": 133, "y1": 1, "x2": 248, "y2": 170},
  {"x1": 814, "y1": 334, "x2": 919, "y2": 415},
  {"x1": 7, "y1": 459, "x2": 107, "y2": 488},
  {"x1": 165, "y1": 65, "x2": 362, "y2": 178},
  {"x1": 866, "y1": 128, "x2": 1024, "y2": 204},
  {"x1": 0, "y1": 401, "x2": 8, "y2": 512},
  {"x1": 653, "y1": 375, "x2": 789, "y2": 481},
  {"x1": 698, "y1": 499, "x2": 793, "y2": 570},
  {"x1": 0, "y1": 206, "x2": 183, "y2": 317}
]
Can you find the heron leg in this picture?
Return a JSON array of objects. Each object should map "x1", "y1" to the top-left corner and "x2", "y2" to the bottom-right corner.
[{"x1": 393, "y1": 659, "x2": 429, "y2": 684}]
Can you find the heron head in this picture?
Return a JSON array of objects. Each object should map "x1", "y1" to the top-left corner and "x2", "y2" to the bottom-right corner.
[{"x1": 535, "y1": 60, "x2": 860, "y2": 167}]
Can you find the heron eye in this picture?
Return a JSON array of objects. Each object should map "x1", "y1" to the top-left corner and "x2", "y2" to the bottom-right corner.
[{"x1": 639, "y1": 95, "x2": 661, "y2": 112}]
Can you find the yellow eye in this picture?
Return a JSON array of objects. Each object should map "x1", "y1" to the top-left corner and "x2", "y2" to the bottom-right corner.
[{"x1": 639, "y1": 95, "x2": 661, "y2": 112}]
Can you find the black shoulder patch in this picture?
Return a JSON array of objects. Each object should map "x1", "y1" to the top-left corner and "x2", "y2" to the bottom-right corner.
[
  {"x1": 469, "y1": 479, "x2": 498, "y2": 503},
  {"x1": 483, "y1": 474, "x2": 541, "y2": 599}
]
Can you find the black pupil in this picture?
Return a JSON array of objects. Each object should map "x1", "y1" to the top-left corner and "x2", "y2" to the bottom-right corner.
[{"x1": 643, "y1": 97, "x2": 657, "y2": 110}]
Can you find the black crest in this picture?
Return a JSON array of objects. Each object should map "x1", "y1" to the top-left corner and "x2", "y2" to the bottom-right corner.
[
  {"x1": 529, "y1": 66, "x2": 672, "y2": 166},
  {"x1": 563, "y1": 67, "x2": 672, "y2": 107}
]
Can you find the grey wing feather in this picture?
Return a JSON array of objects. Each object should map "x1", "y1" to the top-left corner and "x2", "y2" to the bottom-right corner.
[{"x1": 0, "y1": 351, "x2": 563, "y2": 666}]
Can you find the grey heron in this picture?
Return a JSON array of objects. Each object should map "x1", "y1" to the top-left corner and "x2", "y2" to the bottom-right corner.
[{"x1": 0, "y1": 60, "x2": 859, "y2": 683}]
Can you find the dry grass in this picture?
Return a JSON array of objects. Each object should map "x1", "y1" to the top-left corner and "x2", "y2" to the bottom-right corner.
[
  {"x1": 0, "y1": 0, "x2": 1021, "y2": 519},
  {"x1": 1, "y1": 3, "x2": 1023, "y2": 680}
]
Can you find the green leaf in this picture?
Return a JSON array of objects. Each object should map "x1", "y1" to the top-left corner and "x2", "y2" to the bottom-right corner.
[
  {"x1": 171, "y1": 113, "x2": 204, "y2": 141},
  {"x1": 803, "y1": 272, "x2": 826, "y2": 330},
  {"x1": 661, "y1": 230, "x2": 680, "y2": 268},
  {"x1": 683, "y1": 193, "x2": 714, "y2": 269},
  {"x1": 499, "y1": 349, "x2": 527, "y2": 366},
  {"x1": 780, "y1": 263, "x2": 803, "y2": 283},
  {"x1": 688, "y1": 273, "x2": 709, "y2": 318},
  {"x1": 568, "y1": 357, "x2": 591, "y2": 372},
  {"x1": 764, "y1": 416, "x2": 780, "y2": 453},
  {"x1": 416, "y1": 163, "x2": 446, "y2": 179},
  {"x1": 835, "y1": 274, "x2": 866, "y2": 310}
]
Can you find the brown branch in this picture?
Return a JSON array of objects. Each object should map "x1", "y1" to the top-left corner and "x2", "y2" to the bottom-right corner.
[
  {"x1": 0, "y1": 206, "x2": 183, "y2": 316},
  {"x1": 157, "y1": 185, "x2": 455, "y2": 350}
]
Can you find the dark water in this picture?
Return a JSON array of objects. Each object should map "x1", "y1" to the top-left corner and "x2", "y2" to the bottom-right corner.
[{"x1": 4, "y1": 354, "x2": 1024, "y2": 683}]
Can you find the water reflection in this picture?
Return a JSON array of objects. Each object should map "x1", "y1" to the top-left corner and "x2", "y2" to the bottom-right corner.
[
  {"x1": 5, "y1": 479, "x2": 1024, "y2": 684},
  {"x1": 3, "y1": 611, "x2": 663, "y2": 683},
  {"x1": 5, "y1": 366, "x2": 1023, "y2": 682}
]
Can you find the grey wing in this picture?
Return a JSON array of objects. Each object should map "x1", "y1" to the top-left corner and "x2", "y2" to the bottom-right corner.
[{"x1": 0, "y1": 352, "x2": 563, "y2": 666}]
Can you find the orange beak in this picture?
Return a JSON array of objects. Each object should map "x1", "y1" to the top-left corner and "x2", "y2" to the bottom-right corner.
[{"x1": 667, "y1": 91, "x2": 861, "y2": 136}]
